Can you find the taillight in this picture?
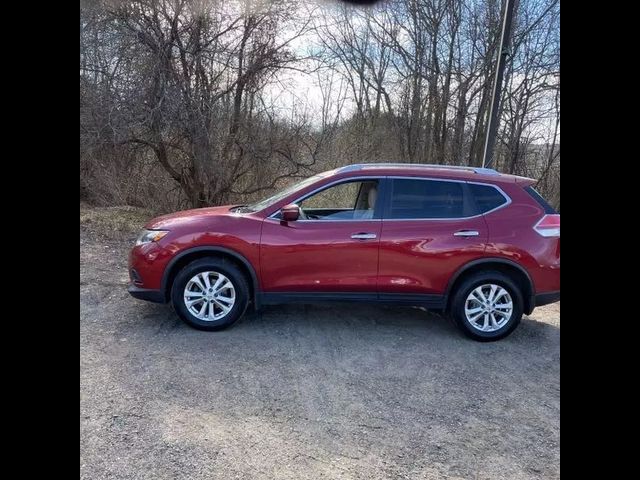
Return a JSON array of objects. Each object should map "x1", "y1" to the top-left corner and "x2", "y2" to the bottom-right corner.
[{"x1": 534, "y1": 214, "x2": 560, "y2": 237}]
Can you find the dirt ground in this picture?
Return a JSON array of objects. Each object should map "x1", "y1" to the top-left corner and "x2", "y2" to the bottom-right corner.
[{"x1": 80, "y1": 207, "x2": 559, "y2": 480}]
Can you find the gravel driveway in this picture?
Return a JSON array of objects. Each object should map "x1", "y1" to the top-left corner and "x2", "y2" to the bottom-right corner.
[{"x1": 80, "y1": 220, "x2": 559, "y2": 480}]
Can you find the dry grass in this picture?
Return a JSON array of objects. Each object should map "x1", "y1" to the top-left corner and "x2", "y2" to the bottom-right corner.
[{"x1": 80, "y1": 203, "x2": 155, "y2": 239}]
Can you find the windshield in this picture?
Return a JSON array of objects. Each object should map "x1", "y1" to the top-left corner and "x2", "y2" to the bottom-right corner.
[{"x1": 237, "y1": 173, "x2": 327, "y2": 213}]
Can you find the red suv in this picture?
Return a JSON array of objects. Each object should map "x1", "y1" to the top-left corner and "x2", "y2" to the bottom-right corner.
[{"x1": 128, "y1": 164, "x2": 559, "y2": 341}]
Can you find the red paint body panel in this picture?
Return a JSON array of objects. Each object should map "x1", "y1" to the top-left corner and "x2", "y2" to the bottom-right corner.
[
  {"x1": 129, "y1": 205, "x2": 263, "y2": 290},
  {"x1": 480, "y1": 183, "x2": 560, "y2": 294},
  {"x1": 377, "y1": 217, "x2": 488, "y2": 294},
  {"x1": 259, "y1": 218, "x2": 381, "y2": 292}
]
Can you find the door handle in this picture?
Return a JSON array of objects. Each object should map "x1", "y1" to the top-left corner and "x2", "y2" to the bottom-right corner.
[
  {"x1": 454, "y1": 230, "x2": 479, "y2": 237},
  {"x1": 351, "y1": 233, "x2": 377, "y2": 240}
]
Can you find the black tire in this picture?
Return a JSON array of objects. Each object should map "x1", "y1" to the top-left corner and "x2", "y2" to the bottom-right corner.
[
  {"x1": 171, "y1": 257, "x2": 249, "y2": 331},
  {"x1": 450, "y1": 271, "x2": 523, "y2": 342}
]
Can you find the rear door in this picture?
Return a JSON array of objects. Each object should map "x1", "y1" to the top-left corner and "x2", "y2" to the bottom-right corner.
[{"x1": 377, "y1": 177, "x2": 489, "y2": 298}]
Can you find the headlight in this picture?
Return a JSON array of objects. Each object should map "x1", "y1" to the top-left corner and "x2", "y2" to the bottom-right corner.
[{"x1": 135, "y1": 229, "x2": 169, "y2": 246}]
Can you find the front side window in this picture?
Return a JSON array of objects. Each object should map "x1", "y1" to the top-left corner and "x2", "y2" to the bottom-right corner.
[
  {"x1": 388, "y1": 179, "x2": 467, "y2": 219},
  {"x1": 297, "y1": 180, "x2": 380, "y2": 220}
]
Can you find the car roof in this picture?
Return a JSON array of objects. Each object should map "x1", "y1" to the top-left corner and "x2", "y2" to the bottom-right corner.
[{"x1": 333, "y1": 163, "x2": 535, "y2": 185}]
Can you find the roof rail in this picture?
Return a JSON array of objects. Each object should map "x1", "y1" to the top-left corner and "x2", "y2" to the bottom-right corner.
[{"x1": 337, "y1": 163, "x2": 500, "y2": 175}]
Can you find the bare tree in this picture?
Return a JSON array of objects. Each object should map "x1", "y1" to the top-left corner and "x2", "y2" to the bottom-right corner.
[{"x1": 80, "y1": 0, "x2": 559, "y2": 211}]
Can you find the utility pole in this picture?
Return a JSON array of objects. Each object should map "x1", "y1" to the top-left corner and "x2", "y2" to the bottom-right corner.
[{"x1": 481, "y1": 0, "x2": 517, "y2": 169}]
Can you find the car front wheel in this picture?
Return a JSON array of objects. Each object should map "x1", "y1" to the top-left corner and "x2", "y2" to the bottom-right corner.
[{"x1": 171, "y1": 257, "x2": 249, "y2": 331}]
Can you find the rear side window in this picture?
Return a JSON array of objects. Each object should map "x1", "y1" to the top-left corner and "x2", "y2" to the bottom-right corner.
[
  {"x1": 469, "y1": 184, "x2": 508, "y2": 213},
  {"x1": 524, "y1": 186, "x2": 557, "y2": 214},
  {"x1": 388, "y1": 179, "x2": 469, "y2": 219}
]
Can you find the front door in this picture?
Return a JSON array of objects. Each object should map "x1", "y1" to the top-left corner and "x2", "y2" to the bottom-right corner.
[{"x1": 260, "y1": 178, "x2": 383, "y2": 293}]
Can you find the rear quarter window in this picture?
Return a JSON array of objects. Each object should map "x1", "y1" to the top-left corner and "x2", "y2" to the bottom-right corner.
[{"x1": 468, "y1": 184, "x2": 508, "y2": 214}]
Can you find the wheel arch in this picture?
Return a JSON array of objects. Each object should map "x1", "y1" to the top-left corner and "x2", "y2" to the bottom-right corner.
[
  {"x1": 445, "y1": 258, "x2": 535, "y2": 315},
  {"x1": 161, "y1": 246, "x2": 260, "y2": 308}
]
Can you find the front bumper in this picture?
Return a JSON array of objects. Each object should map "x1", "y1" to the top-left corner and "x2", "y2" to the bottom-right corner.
[
  {"x1": 535, "y1": 291, "x2": 560, "y2": 307},
  {"x1": 128, "y1": 284, "x2": 166, "y2": 303}
]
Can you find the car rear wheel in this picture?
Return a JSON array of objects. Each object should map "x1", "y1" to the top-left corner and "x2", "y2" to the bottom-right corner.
[
  {"x1": 171, "y1": 257, "x2": 249, "y2": 331},
  {"x1": 450, "y1": 271, "x2": 523, "y2": 341}
]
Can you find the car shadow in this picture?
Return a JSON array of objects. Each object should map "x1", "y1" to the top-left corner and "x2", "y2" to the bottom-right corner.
[
  {"x1": 241, "y1": 303, "x2": 558, "y2": 339},
  {"x1": 128, "y1": 299, "x2": 559, "y2": 346}
]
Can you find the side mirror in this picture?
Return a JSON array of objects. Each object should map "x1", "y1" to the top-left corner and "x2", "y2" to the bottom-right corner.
[{"x1": 281, "y1": 203, "x2": 300, "y2": 222}]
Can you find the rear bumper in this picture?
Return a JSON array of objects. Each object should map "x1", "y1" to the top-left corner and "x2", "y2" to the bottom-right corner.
[
  {"x1": 128, "y1": 284, "x2": 166, "y2": 303},
  {"x1": 535, "y1": 291, "x2": 560, "y2": 307}
]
